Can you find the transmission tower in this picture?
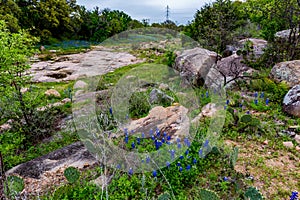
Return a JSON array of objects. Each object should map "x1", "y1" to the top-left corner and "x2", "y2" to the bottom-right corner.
[{"x1": 166, "y1": 5, "x2": 170, "y2": 21}]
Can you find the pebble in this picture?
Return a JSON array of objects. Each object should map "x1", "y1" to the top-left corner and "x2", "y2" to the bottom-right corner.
[
  {"x1": 263, "y1": 140, "x2": 268, "y2": 145},
  {"x1": 283, "y1": 141, "x2": 294, "y2": 148}
]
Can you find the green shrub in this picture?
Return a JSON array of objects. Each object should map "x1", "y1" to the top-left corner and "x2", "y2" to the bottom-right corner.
[
  {"x1": 4, "y1": 175, "x2": 24, "y2": 199},
  {"x1": 64, "y1": 167, "x2": 80, "y2": 184}
]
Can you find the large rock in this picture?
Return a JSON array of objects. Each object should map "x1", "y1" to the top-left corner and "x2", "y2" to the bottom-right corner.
[
  {"x1": 283, "y1": 84, "x2": 300, "y2": 117},
  {"x1": 74, "y1": 80, "x2": 88, "y2": 89},
  {"x1": 238, "y1": 38, "x2": 268, "y2": 58},
  {"x1": 205, "y1": 54, "x2": 255, "y2": 89},
  {"x1": 174, "y1": 47, "x2": 218, "y2": 86},
  {"x1": 275, "y1": 29, "x2": 299, "y2": 40},
  {"x1": 44, "y1": 89, "x2": 60, "y2": 97},
  {"x1": 269, "y1": 60, "x2": 300, "y2": 88},
  {"x1": 126, "y1": 105, "x2": 189, "y2": 140}
]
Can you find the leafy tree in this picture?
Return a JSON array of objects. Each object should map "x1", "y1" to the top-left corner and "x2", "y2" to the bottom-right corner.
[
  {"x1": 0, "y1": 0, "x2": 21, "y2": 32},
  {"x1": 187, "y1": 0, "x2": 247, "y2": 53}
]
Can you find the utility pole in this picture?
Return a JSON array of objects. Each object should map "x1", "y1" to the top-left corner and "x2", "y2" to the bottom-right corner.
[{"x1": 166, "y1": 5, "x2": 170, "y2": 21}]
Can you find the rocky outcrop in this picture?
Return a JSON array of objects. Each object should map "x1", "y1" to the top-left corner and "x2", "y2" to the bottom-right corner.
[
  {"x1": 126, "y1": 105, "x2": 189, "y2": 140},
  {"x1": 283, "y1": 84, "x2": 300, "y2": 117},
  {"x1": 174, "y1": 47, "x2": 218, "y2": 86},
  {"x1": 6, "y1": 142, "x2": 98, "y2": 179},
  {"x1": 205, "y1": 54, "x2": 255, "y2": 89},
  {"x1": 30, "y1": 47, "x2": 142, "y2": 83},
  {"x1": 269, "y1": 60, "x2": 300, "y2": 88},
  {"x1": 275, "y1": 29, "x2": 299, "y2": 40},
  {"x1": 238, "y1": 38, "x2": 268, "y2": 58}
]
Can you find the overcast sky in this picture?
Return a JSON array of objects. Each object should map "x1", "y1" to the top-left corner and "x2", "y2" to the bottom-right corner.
[{"x1": 76, "y1": 0, "x2": 214, "y2": 25}]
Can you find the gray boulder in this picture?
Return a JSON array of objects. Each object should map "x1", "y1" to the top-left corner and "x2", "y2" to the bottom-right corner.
[
  {"x1": 283, "y1": 84, "x2": 300, "y2": 117},
  {"x1": 269, "y1": 60, "x2": 300, "y2": 88},
  {"x1": 174, "y1": 47, "x2": 218, "y2": 86}
]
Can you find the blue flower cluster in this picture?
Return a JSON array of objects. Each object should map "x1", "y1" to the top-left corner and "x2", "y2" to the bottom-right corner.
[{"x1": 290, "y1": 191, "x2": 298, "y2": 200}]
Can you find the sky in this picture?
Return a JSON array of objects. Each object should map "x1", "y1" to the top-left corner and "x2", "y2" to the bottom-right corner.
[{"x1": 76, "y1": 0, "x2": 214, "y2": 25}]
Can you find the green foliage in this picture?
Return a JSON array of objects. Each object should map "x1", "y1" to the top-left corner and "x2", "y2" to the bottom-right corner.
[
  {"x1": 244, "y1": 187, "x2": 264, "y2": 200},
  {"x1": 4, "y1": 175, "x2": 24, "y2": 199},
  {"x1": 198, "y1": 188, "x2": 220, "y2": 200},
  {"x1": 129, "y1": 92, "x2": 151, "y2": 119},
  {"x1": 229, "y1": 147, "x2": 239, "y2": 169},
  {"x1": 64, "y1": 167, "x2": 80, "y2": 184}
]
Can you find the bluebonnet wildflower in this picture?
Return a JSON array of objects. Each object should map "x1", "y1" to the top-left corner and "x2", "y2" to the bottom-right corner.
[
  {"x1": 266, "y1": 98, "x2": 269, "y2": 106},
  {"x1": 167, "y1": 135, "x2": 171, "y2": 141},
  {"x1": 223, "y1": 177, "x2": 229, "y2": 181},
  {"x1": 290, "y1": 191, "x2": 298, "y2": 200},
  {"x1": 246, "y1": 110, "x2": 250, "y2": 115},
  {"x1": 179, "y1": 155, "x2": 184, "y2": 159},
  {"x1": 146, "y1": 156, "x2": 150, "y2": 164},
  {"x1": 162, "y1": 138, "x2": 165, "y2": 143},
  {"x1": 184, "y1": 138, "x2": 191, "y2": 147},
  {"x1": 177, "y1": 143, "x2": 182, "y2": 149},
  {"x1": 131, "y1": 142, "x2": 135, "y2": 149},
  {"x1": 141, "y1": 159, "x2": 144, "y2": 163},
  {"x1": 137, "y1": 138, "x2": 141, "y2": 145},
  {"x1": 206, "y1": 91, "x2": 209, "y2": 98},
  {"x1": 177, "y1": 138, "x2": 181, "y2": 143},
  {"x1": 166, "y1": 161, "x2": 170, "y2": 167},
  {"x1": 185, "y1": 150, "x2": 189, "y2": 155},
  {"x1": 124, "y1": 128, "x2": 128, "y2": 136},
  {"x1": 254, "y1": 99, "x2": 258, "y2": 105},
  {"x1": 226, "y1": 99, "x2": 230, "y2": 105},
  {"x1": 151, "y1": 135, "x2": 155, "y2": 140},
  {"x1": 156, "y1": 130, "x2": 160, "y2": 137},
  {"x1": 125, "y1": 136, "x2": 129, "y2": 144},
  {"x1": 193, "y1": 158, "x2": 197, "y2": 164},
  {"x1": 109, "y1": 107, "x2": 113, "y2": 115},
  {"x1": 152, "y1": 170, "x2": 157, "y2": 177},
  {"x1": 179, "y1": 167, "x2": 183, "y2": 172},
  {"x1": 150, "y1": 129, "x2": 153, "y2": 135},
  {"x1": 254, "y1": 91, "x2": 258, "y2": 98},
  {"x1": 204, "y1": 139, "x2": 209, "y2": 148},
  {"x1": 116, "y1": 164, "x2": 121, "y2": 169},
  {"x1": 186, "y1": 165, "x2": 191, "y2": 170},
  {"x1": 260, "y1": 92, "x2": 264, "y2": 98},
  {"x1": 199, "y1": 149, "x2": 203, "y2": 157},
  {"x1": 141, "y1": 132, "x2": 145, "y2": 138},
  {"x1": 224, "y1": 105, "x2": 227, "y2": 110},
  {"x1": 177, "y1": 162, "x2": 181, "y2": 166},
  {"x1": 163, "y1": 132, "x2": 167, "y2": 137},
  {"x1": 239, "y1": 103, "x2": 243, "y2": 108},
  {"x1": 170, "y1": 149, "x2": 175, "y2": 159},
  {"x1": 128, "y1": 168, "x2": 133, "y2": 175}
]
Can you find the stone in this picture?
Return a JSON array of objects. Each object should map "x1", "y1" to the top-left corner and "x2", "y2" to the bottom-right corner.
[
  {"x1": 295, "y1": 135, "x2": 300, "y2": 145},
  {"x1": 149, "y1": 89, "x2": 174, "y2": 105},
  {"x1": 191, "y1": 103, "x2": 220, "y2": 124},
  {"x1": 21, "y1": 88, "x2": 29, "y2": 93},
  {"x1": 6, "y1": 142, "x2": 98, "y2": 179},
  {"x1": 0, "y1": 123, "x2": 11, "y2": 132},
  {"x1": 263, "y1": 140, "x2": 268, "y2": 145},
  {"x1": 45, "y1": 89, "x2": 61, "y2": 98},
  {"x1": 61, "y1": 98, "x2": 71, "y2": 104},
  {"x1": 74, "y1": 80, "x2": 88, "y2": 89},
  {"x1": 205, "y1": 54, "x2": 255, "y2": 89},
  {"x1": 269, "y1": 60, "x2": 300, "y2": 88},
  {"x1": 275, "y1": 28, "x2": 299, "y2": 40},
  {"x1": 283, "y1": 141, "x2": 294, "y2": 148},
  {"x1": 174, "y1": 47, "x2": 218, "y2": 86},
  {"x1": 283, "y1": 85, "x2": 300, "y2": 117},
  {"x1": 238, "y1": 38, "x2": 268, "y2": 58},
  {"x1": 126, "y1": 105, "x2": 189, "y2": 140}
]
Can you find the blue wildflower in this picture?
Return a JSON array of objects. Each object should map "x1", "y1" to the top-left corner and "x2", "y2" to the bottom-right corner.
[
  {"x1": 170, "y1": 149, "x2": 175, "y2": 159},
  {"x1": 131, "y1": 142, "x2": 135, "y2": 149},
  {"x1": 141, "y1": 132, "x2": 145, "y2": 138},
  {"x1": 226, "y1": 100, "x2": 230, "y2": 105},
  {"x1": 239, "y1": 103, "x2": 243, "y2": 108},
  {"x1": 177, "y1": 143, "x2": 182, "y2": 149},
  {"x1": 152, "y1": 170, "x2": 157, "y2": 177},
  {"x1": 199, "y1": 149, "x2": 203, "y2": 157},
  {"x1": 201, "y1": 94, "x2": 204, "y2": 98},
  {"x1": 224, "y1": 105, "x2": 227, "y2": 110},
  {"x1": 125, "y1": 136, "x2": 129, "y2": 144},
  {"x1": 179, "y1": 167, "x2": 183, "y2": 172},
  {"x1": 116, "y1": 164, "x2": 121, "y2": 169},
  {"x1": 163, "y1": 132, "x2": 167, "y2": 137},
  {"x1": 176, "y1": 138, "x2": 181, "y2": 143},
  {"x1": 260, "y1": 92, "x2": 264, "y2": 98},
  {"x1": 162, "y1": 138, "x2": 165, "y2": 143},
  {"x1": 206, "y1": 91, "x2": 209, "y2": 98},
  {"x1": 266, "y1": 98, "x2": 269, "y2": 106},
  {"x1": 109, "y1": 107, "x2": 113, "y2": 115},
  {"x1": 290, "y1": 191, "x2": 298, "y2": 200},
  {"x1": 254, "y1": 92, "x2": 258, "y2": 98},
  {"x1": 166, "y1": 161, "x2": 170, "y2": 167},
  {"x1": 185, "y1": 150, "x2": 189, "y2": 155},
  {"x1": 146, "y1": 156, "x2": 150, "y2": 164},
  {"x1": 167, "y1": 135, "x2": 171, "y2": 141},
  {"x1": 137, "y1": 138, "x2": 141, "y2": 145},
  {"x1": 223, "y1": 177, "x2": 229, "y2": 181},
  {"x1": 246, "y1": 110, "x2": 250, "y2": 115},
  {"x1": 177, "y1": 162, "x2": 181, "y2": 166},
  {"x1": 128, "y1": 168, "x2": 133, "y2": 175},
  {"x1": 193, "y1": 158, "x2": 197, "y2": 164},
  {"x1": 186, "y1": 165, "x2": 191, "y2": 170},
  {"x1": 204, "y1": 139, "x2": 209, "y2": 148},
  {"x1": 179, "y1": 155, "x2": 184, "y2": 159},
  {"x1": 254, "y1": 99, "x2": 258, "y2": 105},
  {"x1": 151, "y1": 135, "x2": 155, "y2": 140}
]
